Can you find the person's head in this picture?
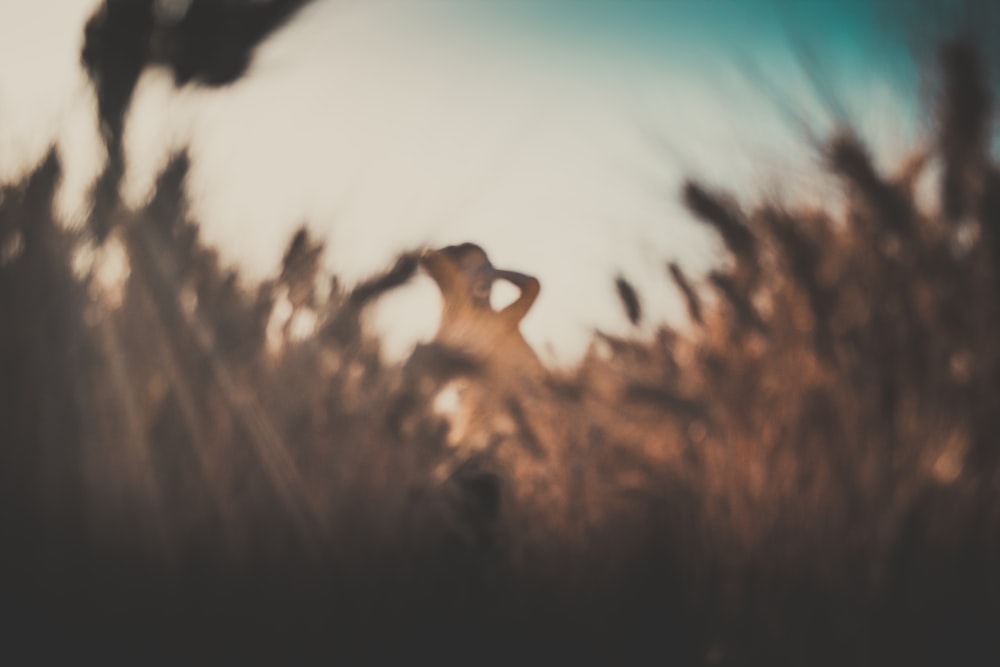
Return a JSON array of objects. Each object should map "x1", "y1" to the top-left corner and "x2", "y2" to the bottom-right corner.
[{"x1": 421, "y1": 243, "x2": 495, "y2": 307}]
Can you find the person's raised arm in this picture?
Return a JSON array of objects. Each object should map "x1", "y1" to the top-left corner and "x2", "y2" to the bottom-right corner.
[{"x1": 494, "y1": 270, "x2": 540, "y2": 325}]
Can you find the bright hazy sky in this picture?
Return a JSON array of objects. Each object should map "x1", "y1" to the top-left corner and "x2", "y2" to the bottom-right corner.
[{"x1": 0, "y1": 0, "x2": 931, "y2": 365}]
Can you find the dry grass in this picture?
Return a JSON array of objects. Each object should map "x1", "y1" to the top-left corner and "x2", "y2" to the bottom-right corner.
[{"x1": 2, "y1": 37, "x2": 1000, "y2": 666}]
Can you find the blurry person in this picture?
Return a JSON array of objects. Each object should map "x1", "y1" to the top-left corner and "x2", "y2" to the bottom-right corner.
[
  {"x1": 420, "y1": 243, "x2": 542, "y2": 378},
  {"x1": 418, "y1": 243, "x2": 548, "y2": 480}
]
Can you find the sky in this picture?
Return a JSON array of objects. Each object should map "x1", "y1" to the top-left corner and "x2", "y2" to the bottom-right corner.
[{"x1": 0, "y1": 0, "x2": 937, "y2": 365}]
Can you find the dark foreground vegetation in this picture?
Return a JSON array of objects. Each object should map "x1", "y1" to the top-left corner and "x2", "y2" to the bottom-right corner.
[{"x1": 2, "y1": 7, "x2": 1000, "y2": 663}]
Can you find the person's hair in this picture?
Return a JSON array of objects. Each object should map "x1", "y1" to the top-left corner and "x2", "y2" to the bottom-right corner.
[{"x1": 440, "y1": 243, "x2": 489, "y2": 267}]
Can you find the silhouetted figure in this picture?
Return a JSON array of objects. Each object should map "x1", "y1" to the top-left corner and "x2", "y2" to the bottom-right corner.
[
  {"x1": 416, "y1": 243, "x2": 545, "y2": 478},
  {"x1": 421, "y1": 243, "x2": 542, "y2": 378}
]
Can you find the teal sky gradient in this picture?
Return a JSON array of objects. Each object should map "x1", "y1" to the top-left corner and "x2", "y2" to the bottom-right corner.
[{"x1": 466, "y1": 2, "x2": 924, "y2": 110}]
